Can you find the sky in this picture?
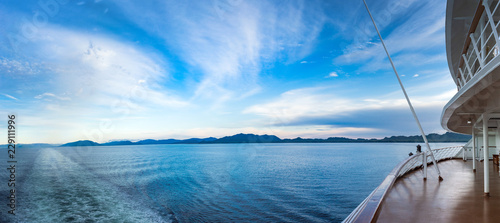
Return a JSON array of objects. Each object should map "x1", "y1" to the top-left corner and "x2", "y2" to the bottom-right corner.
[{"x1": 0, "y1": 0, "x2": 457, "y2": 144}]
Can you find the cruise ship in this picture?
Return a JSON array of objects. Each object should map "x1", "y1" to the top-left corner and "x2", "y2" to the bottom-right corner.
[{"x1": 344, "y1": 0, "x2": 500, "y2": 222}]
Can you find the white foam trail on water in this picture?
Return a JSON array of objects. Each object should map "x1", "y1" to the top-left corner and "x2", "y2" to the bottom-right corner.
[{"x1": 14, "y1": 148, "x2": 171, "y2": 223}]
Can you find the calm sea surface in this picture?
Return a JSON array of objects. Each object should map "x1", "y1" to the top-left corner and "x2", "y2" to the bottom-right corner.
[{"x1": 0, "y1": 143, "x2": 461, "y2": 222}]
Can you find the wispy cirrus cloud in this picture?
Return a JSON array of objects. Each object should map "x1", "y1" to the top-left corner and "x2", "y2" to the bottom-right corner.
[
  {"x1": 35, "y1": 92, "x2": 71, "y2": 101},
  {"x1": 2, "y1": 93, "x2": 18, "y2": 100},
  {"x1": 334, "y1": 0, "x2": 446, "y2": 73},
  {"x1": 20, "y1": 26, "x2": 188, "y2": 110},
  {"x1": 111, "y1": 0, "x2": 326, "y2": 105}
]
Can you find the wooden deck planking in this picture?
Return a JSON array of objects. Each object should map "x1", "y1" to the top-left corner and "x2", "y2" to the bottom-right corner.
[{"x1": 377, "y1": 159, "x2": 500, "y2": 222}]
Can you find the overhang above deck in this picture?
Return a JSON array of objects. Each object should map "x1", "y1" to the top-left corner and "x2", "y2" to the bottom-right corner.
[{"x1": 441, "y1": 55, "x2": 500, "y2": 134}]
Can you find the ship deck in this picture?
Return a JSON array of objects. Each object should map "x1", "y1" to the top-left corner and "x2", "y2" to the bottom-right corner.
[{"x1": 377, "y1": 159, "x2": 500, "y2": 222}]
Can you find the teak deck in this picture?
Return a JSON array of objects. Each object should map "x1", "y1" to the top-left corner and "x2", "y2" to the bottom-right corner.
[{"x1": 377, "y1": 159, "x2": 500, "y2": 222}]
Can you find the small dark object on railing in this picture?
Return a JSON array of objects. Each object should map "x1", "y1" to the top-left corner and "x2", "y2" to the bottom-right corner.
[
  {"x1": 416, "y1": 144, "x2": 422, "y2": 153},
  {"x1": 409, "y1": 152, "x2": 414, "y2": 156}
]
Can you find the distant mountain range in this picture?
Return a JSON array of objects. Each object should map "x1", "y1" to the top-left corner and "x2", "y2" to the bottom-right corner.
[
  {"x1": 59, "y1": 137, "x2": 217, "y2": 147},
  {"x1": 56, "y1": 132, "x2": 471, "y2": 147}
]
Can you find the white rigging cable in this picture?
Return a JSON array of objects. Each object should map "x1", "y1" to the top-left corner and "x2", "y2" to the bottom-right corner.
[{"x1": 362, "y1": 0, "x2": 442, "y2": 180}]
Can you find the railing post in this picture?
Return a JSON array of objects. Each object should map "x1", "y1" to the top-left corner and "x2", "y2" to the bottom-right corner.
[
  {"x1": 423, "y1": 151, "x2": 427, "y2": 181},
  {"x1": 463, "y1": 146, "x2": 466, "y2": 161},
  {"x1": 483, "y1": 113, "x2": 490, "y2": 196},
  {"x1": 473, "y1": 125, "x2": 477, "y2": 172}
]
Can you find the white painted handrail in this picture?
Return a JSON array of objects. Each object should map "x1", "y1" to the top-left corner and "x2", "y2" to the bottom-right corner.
[{"x1": 397, "y1": 146, "x2": 464, "y2": 178}]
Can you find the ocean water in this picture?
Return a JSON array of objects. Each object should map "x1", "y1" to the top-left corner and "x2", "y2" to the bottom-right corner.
[{"x1": 0, "y1": 143, "x2": 461, "y2": 222}]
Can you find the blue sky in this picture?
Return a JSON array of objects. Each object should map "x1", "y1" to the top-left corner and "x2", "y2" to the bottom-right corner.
[{"x1": 0, "y1": 0, "x2": 456, "y2": 144}]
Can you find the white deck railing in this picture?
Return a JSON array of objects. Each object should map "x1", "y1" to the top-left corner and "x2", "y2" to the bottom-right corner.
[
  {"x1": 343, "y1": 146, "x2": 464, "y2": 223},
  {"x1": 457, "y1": 0, "x2": 500, "y2": 90},
  {"x1": 397, "y1": 146, "x2": 464, "y2": 178}
]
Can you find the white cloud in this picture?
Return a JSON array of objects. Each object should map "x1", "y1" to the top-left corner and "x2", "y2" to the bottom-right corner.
[
  {"x1": 413, "y1": 74, "x2": 419, "y2": 77},
  {"x1": 2, "y1": 94, "x2": 18, "y2": 100},
  {"x1": 35, "y1": 92, "x2": 71, "y2": 101},
  {"x1": 244, "y1": 86, "x2": 369, "y2": 122},
  {"x1": 0, "y1": 58, "x2": 41, "y2": 75},
  {"x1": 300, "y1": 61, "x2": 308, "y2": 64},
  {"x1": 328, "y1": 71, "x2": 339, "y2": 77},
  {"x1": 243, "y1": 82, "x2": 452, "y2": 130},
  {"x1": 24, "y1": 27, "x2": 188, "y2": 110},
  {"x1": 269, "y1": 126, "x2": 380, "y2": 139}
]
